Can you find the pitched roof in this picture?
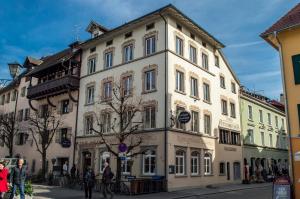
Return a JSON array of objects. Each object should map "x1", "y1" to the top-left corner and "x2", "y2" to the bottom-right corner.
[
  {"x1": 261, "y1": 3, "x2": 300, "y2": 37},
  {"x1": 81, "y1": 4, "x2": 225, "y2": 49},
  {"x1": 26, "y1": 48, "x2": 78, "y2": 76},
  {"x1": 86, "y1": 20, "x2": 109, "y2": 33}
]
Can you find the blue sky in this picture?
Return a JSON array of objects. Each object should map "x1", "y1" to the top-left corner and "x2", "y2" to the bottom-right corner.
[{"x1": 0, "y1": 0, "x2": 298, "y2": 99}]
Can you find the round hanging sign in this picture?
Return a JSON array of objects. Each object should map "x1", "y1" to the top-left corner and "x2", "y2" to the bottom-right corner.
[
  {"x1": 177, "y1": 111, "x2": 191, "y2": 124},
  {"x1": 118, "y1": 143, "x2": 128, "y2": 153}
]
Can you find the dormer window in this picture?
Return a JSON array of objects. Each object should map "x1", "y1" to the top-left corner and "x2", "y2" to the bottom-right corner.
[
  {"x1": 146, "y1": 23, "x2": 155, "y2": 31},
  {"x1": 106, "y1": 40, "x2": 113, "y2": 46},
  {"x1": 176, "y1": 24, "x2": 182, "y2": 31},
  {"x1": 86, "y1": 21, "x2": 108, "y2": 38}
]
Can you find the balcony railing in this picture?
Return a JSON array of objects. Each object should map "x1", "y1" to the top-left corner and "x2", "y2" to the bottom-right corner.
[{"x1": 27, "y1": 75, "x2": 79, "y2": 100}]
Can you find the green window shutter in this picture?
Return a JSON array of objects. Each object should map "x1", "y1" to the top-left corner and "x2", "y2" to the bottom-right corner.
[{"x1": 292, "y1": 54, "x2": 300, "y2": 84}]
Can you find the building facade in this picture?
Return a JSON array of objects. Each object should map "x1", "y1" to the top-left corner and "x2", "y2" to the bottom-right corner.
[
  {"x1": 240, "y1": 89, "x2": 288, "y2": 181},
  {"x1": 75, "y1": 5, "x2": 242, "y2": 190},
  {"x1": 261, "y1": 3, "x2": 300, "y2": 198}
]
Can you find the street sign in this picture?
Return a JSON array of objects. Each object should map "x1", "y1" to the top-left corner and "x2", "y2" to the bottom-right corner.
[
  {"x1": 177, "y1": 111, "x2": 191, "y2": 124},
  {"x1": 61, "y1": 139, "x2": 71, "y2": 148},
  {"x1": 273, "y1": 176, "x2": 291, "y2": 199},
  {"x1": 118, "y1": 143, "x2": 128, "y2": 153}
]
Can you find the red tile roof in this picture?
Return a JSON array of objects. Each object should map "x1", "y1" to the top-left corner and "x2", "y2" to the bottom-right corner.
[{"x1": 261, "y1": 3, "x2": 300, "y2": 36}]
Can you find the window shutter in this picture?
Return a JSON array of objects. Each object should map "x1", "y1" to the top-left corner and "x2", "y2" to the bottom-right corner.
[
  {"x1": 69, "y1": 102, "x2": 73, "y2": 113},
  {"x1": 55, "y1": 130, "x2": 61, "y2": 143},
  {"x1": 292, "y1": 54, "x2": 300, "y2": 85},
  {"x1": 57, "y1": 101, "x2": 62, "y2": 115}
]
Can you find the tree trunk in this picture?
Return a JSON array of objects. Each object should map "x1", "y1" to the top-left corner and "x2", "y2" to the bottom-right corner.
[
  {"x1": 115, "y1": 157, "x2": 122, "y2": 193},
  {"x1": 42, "y1": 148, "x2": 47, "y2": 182}
]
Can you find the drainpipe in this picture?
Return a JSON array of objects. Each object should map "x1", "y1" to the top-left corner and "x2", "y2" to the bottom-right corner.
[
  {"x1": 159, "y1": 12, "x2": 168, "y2": 190},
  {"x1": 274, "y1": 31, "x2": 295, "y2": 189}
]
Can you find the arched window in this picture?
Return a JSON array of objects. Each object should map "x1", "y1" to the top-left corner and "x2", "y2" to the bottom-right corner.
[
  {"x1": 191, "y1": 151, "x2": 199, "y2": 175},
  {"x1": 143, "y1": 149, "x2": 156, "y2": 175},
  {"x1": 175, "y1": 150, "x2": 185, "y2": 175},
  {"x1": 204, "y1": 152, "x2": 212, "y2": 175},
  {"x1": 100, "y1": 151, "x2": 110, "y2": 173}
]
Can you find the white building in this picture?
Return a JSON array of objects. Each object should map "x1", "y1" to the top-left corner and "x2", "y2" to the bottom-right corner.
[{"x1": 76, "y1": 5, "x2": 242, "y2": 191}]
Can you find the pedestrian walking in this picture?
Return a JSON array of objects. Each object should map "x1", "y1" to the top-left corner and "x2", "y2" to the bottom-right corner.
[
  {"x1": 63, "y1": 161, "x2": 68, "y2": 176},
  {"x1": 70, "y1": 164, "x2": 76, "y2": 179},
  {"x1": 9, "y1": 158, "x2": 26, "y2": 199},
  {"x1": 0, "y1": 161, "x2": 9, "y2": 199},
  {"x1": 83, "y1": 167, "x2": 95, "y2": 199},
  {"x1": 102, "y1": 162, "x2": 114, "y2": 199}
]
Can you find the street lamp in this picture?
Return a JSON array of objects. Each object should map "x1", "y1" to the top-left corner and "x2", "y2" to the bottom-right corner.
[{"x1": 8, "y1": 62, "x2": 22, "y2": 79}]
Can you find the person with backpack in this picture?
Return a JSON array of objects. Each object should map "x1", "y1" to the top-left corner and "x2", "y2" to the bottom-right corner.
[
  {"x1": 102, "y1": 161, "x2": 114, "y2": 199},
  {"x1": 0, "y1": 161, "x2": 9, "y2": 199},
  {"x1": 83, "y1": 167, "x2": 95, "y2": 199}
]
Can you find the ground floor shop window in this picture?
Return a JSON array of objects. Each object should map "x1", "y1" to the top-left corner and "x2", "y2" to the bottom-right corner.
[
  {"x1": 143, "y1": 149, "x2": 156, "y2": 175},
  {"x1": 191, "y1": 151, "x2": 199, "y2": 175},
  {"x1": 204, "y1": 153, "x2": 212, "y2": 175},
  {"x1": 175, "y1": 150, "x2": 186, "y2": 175},
  {"x1": 219, "y1": 162, "x2": 225, "y2": 175}
]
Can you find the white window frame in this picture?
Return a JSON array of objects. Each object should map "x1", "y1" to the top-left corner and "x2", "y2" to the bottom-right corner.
[
  {"x1": 104, "y1": 51, "x2": 113, "y2": 68},
  {"x1": 144, "y1": 70, "x2": 156, "y2": 91},
  {"x1": 248, "y1": 105, "x2": 253, "y2": 120},
  {"x1": 191, "y1": 111, "x2": 199, "y2": 132},
  {"x1": 86, "y1": 86, "x2": 95, "y2": 105},
  {"x1": 145, "y1": 36, "x2": 156, "y2": 55},
  {"x1": 204, "y1": 114, "x2": 211, "y2": 135},
  {"x1": 261, "y1": 132, "x2": 265, "y2": 146},
  {"x1": 202, "y1": 53, "x2": 209, "y2": 70},
  {"x1": 175, "y1": 150, "x2": 185, "y2": 176},
  {"x1": 176, "y1": 36, "x2": 183, "y2": 56},
  {"x1": 176, "y1": 70, "x2": 184, "y2": 92},
  {"x1": 230, "y1": 102, "x2": 236, "y2": 118},
  {"x1": 268, "y1": 113, "x2": 272, "y2": 125},
  {"x1": 85, "y1": 115, "x2": 93, "y2": 135},
  {"x1": 190, "y1": 77, "x2": 198, "y2": 97},
  {"x1": 204, "y1": 153, "x2": 212, "y2": 175},
  {"x1": 203, "y1": 83, "x2": 210, "y2": 102},
  {"x1": 87, "y1": 57, "x2": 96, "y2": 74},
  {"x1": 221, "y1": 100, "x2": 228, "y2": 115},
  {"x1": 103, "y1": 82, "x2": 112, "y2": 99},
  {"x1": 191, "y1": 151, "x2": 199, "y2": 175},
  {"x1": 247, "y1": 129, "x2": 254, "y2": 144},
  {"x1": 259, "y1": 110, "x2": 263, "y2": 123},
  {"x1": 124, "y1": 44, "x2": 133, "y2": 62},
  {"x1": 189, "y1": 45, "x2": 197, "y2": 63},
  {"x1": 142, "y1": 149, "x2": 156, "y2": 175},
  {"x1": 144, "y1": 106, "x2": 156, "y2": 129}
]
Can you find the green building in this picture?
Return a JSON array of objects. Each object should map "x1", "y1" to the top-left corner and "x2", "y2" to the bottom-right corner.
[{"x1": 240, "y1": 89, "x2": 288, "y2": 180}]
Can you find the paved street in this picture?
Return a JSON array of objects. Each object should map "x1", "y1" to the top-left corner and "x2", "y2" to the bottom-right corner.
[{"x1": 32, "y1": 183, "x2": 272, "y2": 199}]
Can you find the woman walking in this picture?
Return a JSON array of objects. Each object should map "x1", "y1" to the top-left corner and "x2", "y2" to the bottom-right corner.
[{"x1": 0, "y1": 161, "x2": 9, "y2": 199}]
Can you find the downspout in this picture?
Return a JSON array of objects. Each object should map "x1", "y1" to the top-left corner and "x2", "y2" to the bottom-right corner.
[
  {"x1": 159, "y1": 12, "x2": 168, "y2": 190},
  {"x1": 12, "y1": 86, "x2": 19, "y2": 157},
  {"x1": 274, "y1": 31, "x2": 295, "y2": 187}
]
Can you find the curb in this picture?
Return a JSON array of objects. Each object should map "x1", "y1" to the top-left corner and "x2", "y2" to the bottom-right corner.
[{"x1": 171, "y1": 184, "x2": 272, "y2": 199}]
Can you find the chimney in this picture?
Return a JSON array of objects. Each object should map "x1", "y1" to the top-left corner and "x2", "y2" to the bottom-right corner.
[{"x1": 280, "y1": 93, "x2": 285, "y2": 104}]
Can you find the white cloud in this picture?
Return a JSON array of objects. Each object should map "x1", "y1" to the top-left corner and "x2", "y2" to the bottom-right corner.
[
  {"x1": 227, "y1": 41, "x2": 264, "y2": 48},
  {"x1": 240, "y1": 70, "x2": 281, "y2": 81}
]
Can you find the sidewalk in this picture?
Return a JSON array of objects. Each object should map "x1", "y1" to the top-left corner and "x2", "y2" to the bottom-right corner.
[{"x1": 32, "y1": 183, "x2": 272, "y2": 199}]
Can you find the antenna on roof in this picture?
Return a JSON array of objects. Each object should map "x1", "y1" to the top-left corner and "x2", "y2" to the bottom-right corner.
[{"x1": 73, "y1": 24, "x2": 81, "y2": 41}]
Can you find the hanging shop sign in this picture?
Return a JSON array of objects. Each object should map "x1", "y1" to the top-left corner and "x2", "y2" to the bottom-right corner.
[
  {"x1": 177, "y1": 111, "x2": 191, "y2": 124},
  {"x1": 61, "y1": 139, "x2": 71, "y2": 148}
]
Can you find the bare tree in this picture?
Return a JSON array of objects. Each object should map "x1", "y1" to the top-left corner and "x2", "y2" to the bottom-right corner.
[
  {"x1": 92, "y1": 82, "x2": 144, "y2": 192},
  {"x1": 0, "y1": 112, "x2": 19, "y2": 157},
  {"x1": 28, "y1": 107, "x2": 62, "y2": 181}
]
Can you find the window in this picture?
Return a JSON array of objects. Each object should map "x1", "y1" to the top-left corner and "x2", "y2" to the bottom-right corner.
[
  {"x1": 90, "y1": 47, "x2": 96, "y2": 53},
  {"x1": 85, "y1": 115, "x2": 93, "y2": 135},
  {"x1": 202, "y1": 42, "x2": 207, "y2": 47},
  {"x1": 230, "y1": 103, "x2": 236, "y2": 118},
  {"x1": 215, "y1": 55, "x2": 219, "y2": 67},
  {"x1": 100, "y1": 151, "x2": 110, "y2": 173},
  {"x1": 191, "y1": 151, "x2": 199, "y2": 175},
  {"x1": 123, "y1": 44, "x2": 133, "y2": 62},
  {"x1": 190, "y1": 33, "x2": 195, "y2": 40},
  {"x1": 60, "y1": 128, "x2": 68, "y2": 143},
  {"x1": 175, "y1": 150, "x2": 185, "y2": 175},
  {"x1": 125, "y1": 31, "x2": 132, "y2": 39},
  {"x1": 6, "y1": 93, "x2": 10, "y2": 103},
  {"x1": 144, "y1": 70, "x2": 156, "y2": 91},
  {"x1": 144, "y1": 106, "x2": 156, "y2": 129},
  {"x1": 231, "y1": 82, "x2": 236, "y2": 94},
  {"x1": 122, "y1": 159, "x2": 131, "y2": 175},
  {"x1": 86, "y1": 85, "x2": 95, "y2": 104},
  {"x1": 21, "y1": 87, "x2": 26, "y2": 97},
  {"x1": 11, "y1": 90, "x2": 17, "y2": 101},
  {"x1": 202, "y1": 53, "x2": 209, "y2": 70},
  {"x1": 219, "y1": 129, "x2": 230, "y2": 144},
  {"x1": 269, "y1": 134, "x2": 273, "y2": 147},
  {"x1": 104, "y1": 51, "x2": 113, "y2": 68},
  {"x1": 220, "y1": 76, "x2": 225, "y2": 88},
  {"x1": 16, "y1": 133, "x2": 25, "y2": 145},
  {"x1": 24, "y1": 109, "x2": 30, "y2": 121},
  {"x1": 176, "y1": 70, "x2": 184, "y2": 92},
  {"x1": 282, "y1": 118, "x2": 285, "y2": 130},
  {"x1": 221, "y1": 100, "x2": 228, "y2": 115},
  {"x1": 203, "y1": 83, "x2": 210, "y2": 102},
  {"x1": 176, "y1": 23, "x2": 182, "y2": 31},
  {"x1": 176, "y1": 37, "x2": 183, "y2": 56},
  {"x1": 143, "y1": 149, "x2": 156, "y2": 175},
  {"x1": 259, "y1": 110, "x2": 263, "y2": 123},
  {"x1": 204, "y1": 114, "x2": 211, "y2": 135},
  {"x1": 231, "y1": 132, "x2": 240, "y2": 145},
  {"x1": 122, "y1": 76, "x2": 132, "y2": 96},
  {"x1": 191, "y1": 111, "x2": 199, "y2": 132},
  {"x1": 190, "y1": 77, "x2": 198, "y2": 97},
  {"x1": 61, "y1": 100, "x2": 69, "y2": 114},
  {"x1": 103, "y1": 82, "x2": 112, "y2": 100},
  {"x1": 219, "y1": 162, "x2": 225, "y2": 175},
  {"x1": 261, "y1": 132, "x2": 265, "y2": 146},
  {"x1": 145, "y1": 36, "x2": 156, "y2": 55},
  {"x1": 248, "y1": 105, "x2": 253, "y2": 120},
  {"x1": 189, "y1": 45, "x2": 197, "y2": 63},
  {"x1": 101, "y1": 112, "x2": 111, "y2": 133},
  {"x1": 275, "y1": 116, "x2": 279, "y2": 128},
  {"x1": 87, "y1": 57, "x2": 96, "y2": 74},
  {"x1": 106, "y1": 40, "x2": 113, "y2": 46},
  {"x1": 268, "y1": 113, "x2": 272, "y2": 125},
  {"x1": 146, "y1": 23, "x2": 155, "y2": 30},
  {"x1": 247, "y1": 129, "x2": 254, "y2": 144},
  {"x1": 292, "y1": 54, "x2": 300, "y2": 84},
  {"x1": 18, "y1": 110, "x2": 23, "y2": 122},
  {"x1": 204, "y1": 153, "x2": 212, "y2": 175}
]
